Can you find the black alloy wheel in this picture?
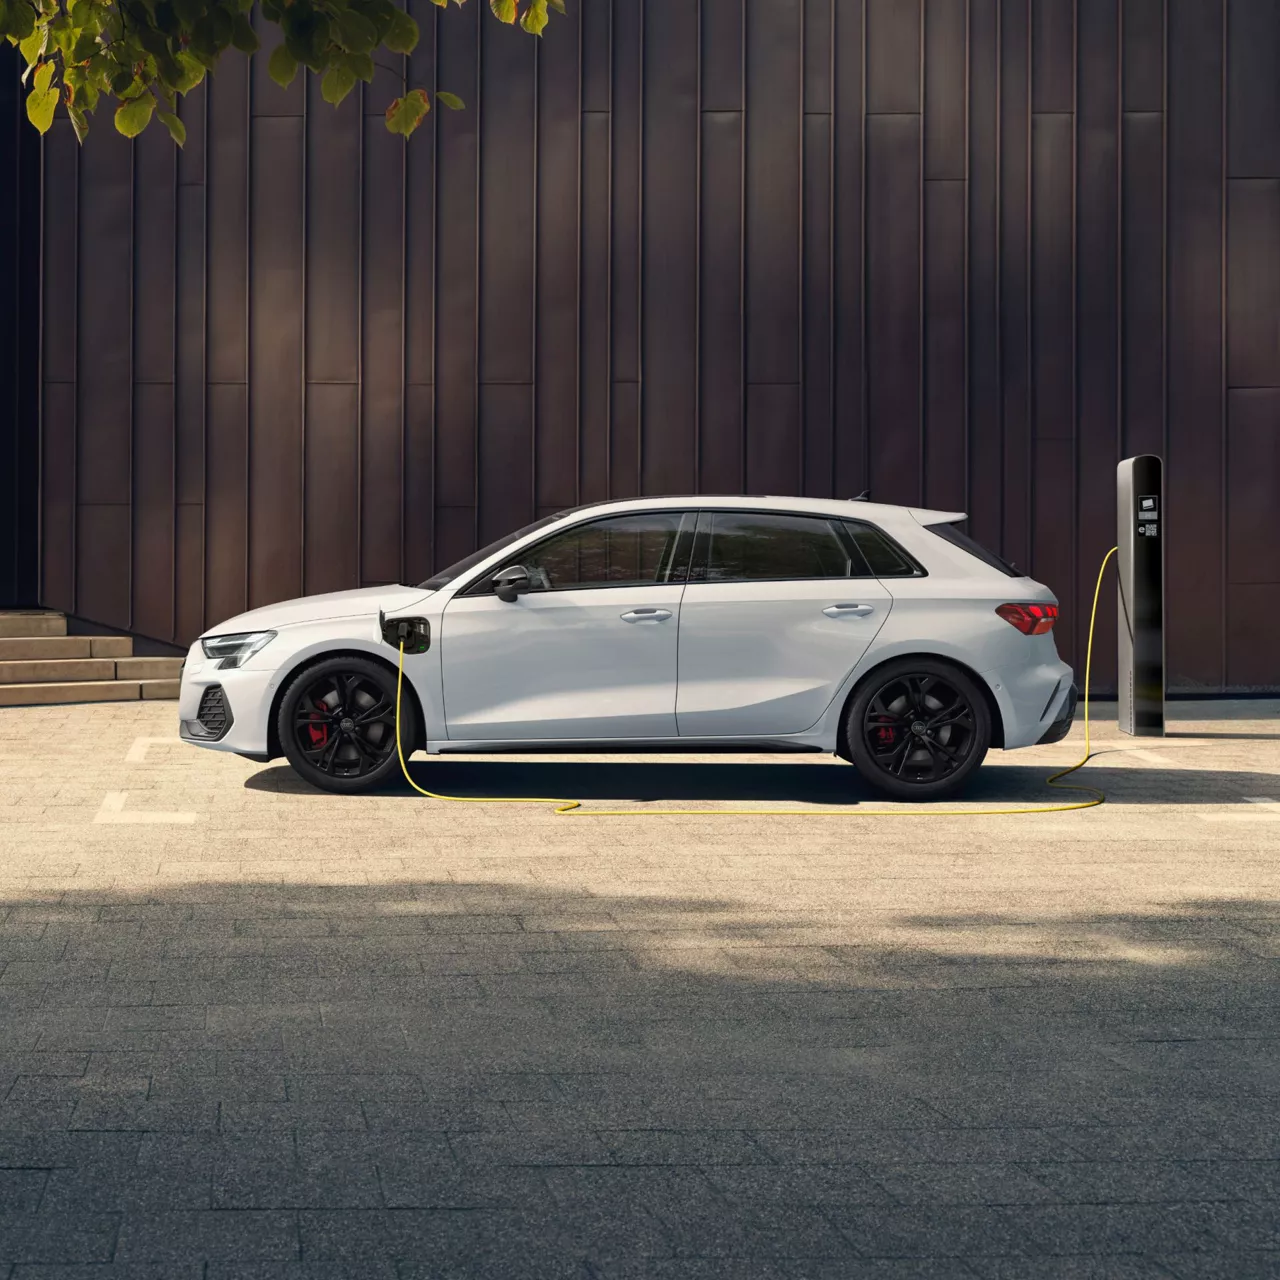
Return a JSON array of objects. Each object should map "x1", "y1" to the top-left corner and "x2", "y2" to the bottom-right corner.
[
  {"x1": 844, "y1": 658, "x2": 991, "y2": 801},
  {"x1": 277, "y1": 656, "x2": 416, "y2": 794}
]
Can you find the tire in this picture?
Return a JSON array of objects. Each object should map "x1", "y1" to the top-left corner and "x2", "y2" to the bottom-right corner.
[
  {"x1": 277, "y1": 655, "x2": 417, "y2": 794},
  {"x1": 844, "y1": 657, "x2": 991, "y2": 802}
]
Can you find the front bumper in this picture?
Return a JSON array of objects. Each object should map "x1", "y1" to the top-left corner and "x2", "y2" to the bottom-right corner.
[
  {"x1": 178, "y1": 650, "x2": 276, "y2": 756},
  {"x1": 1036, "y1": 683, "x2": 1078, "y2": 745}
]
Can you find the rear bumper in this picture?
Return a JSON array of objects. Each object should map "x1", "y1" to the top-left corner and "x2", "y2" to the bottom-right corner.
[{"x1": 1036, "y1": 683, "x2": 1078, "y2": 745}]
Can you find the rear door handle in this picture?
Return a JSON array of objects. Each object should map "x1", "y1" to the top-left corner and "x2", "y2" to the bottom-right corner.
[
  {"x1": 620, "y1": 608, "x2": 672, "y2": 623},
  {"x1": 823, "y1": 603, "x2": 875, "y2": 618}
]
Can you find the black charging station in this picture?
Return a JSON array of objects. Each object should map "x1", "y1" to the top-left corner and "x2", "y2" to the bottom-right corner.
[{"x1": 1116, "y1": 455, "x2": 1165, "y2": 737}]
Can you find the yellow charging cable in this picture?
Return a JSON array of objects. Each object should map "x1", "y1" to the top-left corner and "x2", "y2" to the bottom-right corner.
[{"x1": 394, "y1": 546, "x2": 1119, "y2": 817}]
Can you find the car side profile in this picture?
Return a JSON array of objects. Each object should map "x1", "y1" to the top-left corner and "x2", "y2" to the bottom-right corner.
[{"x1": 177, "y1": 496, "x2": 1077, "y2": 801}]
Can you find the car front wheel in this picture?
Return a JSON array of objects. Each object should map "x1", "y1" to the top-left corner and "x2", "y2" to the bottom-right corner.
[
  {"x1": 845, "y1": 658, "x2": 991, "y2": 801},
  {"x1": 278, "y1": 656, "x2": 416, "y2": 794}
]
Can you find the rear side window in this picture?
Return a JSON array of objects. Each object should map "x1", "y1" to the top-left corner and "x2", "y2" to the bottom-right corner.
[
  {"x1": 925, "y1": 521, "x2": 1023, "y2": 577},
  {"x1": 842, "y1": 521, "x2": 925, "y2": 578},
  {"x1": 697, "y1": 512, "x2": 856, "y2": 582}
]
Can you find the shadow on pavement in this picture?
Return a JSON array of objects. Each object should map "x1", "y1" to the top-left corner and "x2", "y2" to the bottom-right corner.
[{"x1": 1, "y1": 876, "x2": 1279, "y2": 1276}]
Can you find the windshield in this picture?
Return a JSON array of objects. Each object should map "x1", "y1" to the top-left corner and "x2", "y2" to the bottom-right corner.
[{"x1": 415, "y1": 512, "x2": 568, "y2": 590}]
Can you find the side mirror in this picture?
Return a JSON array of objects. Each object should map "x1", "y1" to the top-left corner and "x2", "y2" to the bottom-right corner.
[{"x1": 492, "y1": 565, "x2": 531, "y2": 603}]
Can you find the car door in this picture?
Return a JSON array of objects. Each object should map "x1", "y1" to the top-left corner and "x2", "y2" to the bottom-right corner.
[
  {"x1": 440, "y1": 510, "x2": 695, "y2": 740},
  {"x1": 675, "y1": 509, "x2": 893, "y2": 737}
]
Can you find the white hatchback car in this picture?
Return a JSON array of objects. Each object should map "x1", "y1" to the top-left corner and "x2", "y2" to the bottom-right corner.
[{"x1": 178, "y1": 496, "x2": 1077, "y2": 800}]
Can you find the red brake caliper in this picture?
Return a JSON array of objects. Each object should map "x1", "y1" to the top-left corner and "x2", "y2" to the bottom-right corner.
[{"x1": 307, "y1": 700, "x2": 329, "y2": 748}]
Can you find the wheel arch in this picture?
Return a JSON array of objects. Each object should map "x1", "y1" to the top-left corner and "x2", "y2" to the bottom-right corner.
[
  {"x1": 834, "y1": 652, "x2": 1005, "y2": 761},
  {"x1": 265, "y1": 648, "x2": 428, "y2": 761}
]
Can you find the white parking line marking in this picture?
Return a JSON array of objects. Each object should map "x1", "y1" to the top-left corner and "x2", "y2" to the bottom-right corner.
[
  {"x1": 1124, "y1": 748, "x2": 1176, "y2": 765},
  {"x1": 125, "y1": 736, "x2": 183, "y2": 763},
  {"x1": 1198, "y1": 796, "x2": 1280, "y2": 823},
  {"x1": 93, "y1": 792, "x2": 197, "y2": 825}
]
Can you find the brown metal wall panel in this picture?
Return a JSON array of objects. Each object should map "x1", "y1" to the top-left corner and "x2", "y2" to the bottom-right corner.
[
  {"x1": 434, "y1": 0, "x2": 481, "y2": 554},
  {"x1": 248, "y1": 115, "x2": 304, "y2": 607},
  {"x1": 1120, "y1": 111, "x2": 1164, "y2": 458},
  {"x1": 1075, "y1": 0, "x2": 1120, "y2": 686},
  {"x1": 305, "y1": 383, "x2": 361, "y2": 595},
  {"x1": 702, "y1": 0, "x2": 743, "y2": 112},
  {"x1": 642, "y1": 0, "x2": 699, "y2": 495},
  {"x1": 745, "y1": 0, "x2": 802, "y2": 390},
  {"x1": 1166, "y1": 0, "x2": 1225, "y2": 690},
  {"x1": 252, "y1": 16, "x2": 304, "y2": 117},
  {"x1": 924, "y1": 0, "x2": 967, "y2": 180},
  {"x1": 1032, "y1": 0, "x2": 1076, "y2": 114},
  {"x1": 832, "y1": 0, "x2": 866, "y2": 498},
  {"x1": 131, "y1": 382, "x2": 175, "y2": 639},
  {"x1": 40, "y1": 383, "x2": 76, "y2": 614},
  {"x1": 360, "y1": 121, "x2": 407, "y2": 581},
  {"x1": 867, "y1": 0, "x2": 921, "y2": 115},
  {"x1": 610, "y1": 0, "x2": 642, "y2": 498},
  {"x1": 999, "y1": 0, "x2": 1032, "y2": 572},
  {"x1": 923, "y1": 179, "x2": 966, "y2": 512},
  {"x1": 205, "y1": 383, "x2": 249, "y2": 629},
  {"x1": 579, "y1": 110, "x2": 611, "y2": 504},
  {"x1": 206, "y1": 57, "x2": 249, "y2": 387},
  {"x1": 1227, "y1": 584, "x2": 1280, "y2": 688},
  {"x1": 966, "y1": 0, "x2": 1001, "y2": 549},
  {"x1": 1226, "y1": 179, "x2": 1280, "y2": 389},
  {"x1": 698, "y1": 110, "x2": 744, "y2": 495},
  {"x1": 802, "y1": 112, "x2": 834, "y2": 498},
  {"x1": 1122, "y1": 0, "x2": 1163, "y2": 112},
  {"x1": 534, "y1": 5, "x2": 583, "y2": 515},
  {"x1": 1226, "y1": 388, "x2": 1280, "y2": 587},
  {"x1": 76, "y1": 129, "x2": 133, "y2": 509},
  {"x1": 1226, "y1": 0, "x2": 1280, "y2": 179},
  {"x1": 30, "y1": 0, "x2": 1279, "y2": 689},
  {"x1": 805, "y1": 0, "x2": 832, "y2": 115},
  {"x1": 865, "y1": 114, "x2": 922, "y2": 505},
  {"x1": 305, "y1": 87, "x2": 361, "y2": 386},
  {"x1": 746, "y1": 384, "x2": 801, "y2": 496}
]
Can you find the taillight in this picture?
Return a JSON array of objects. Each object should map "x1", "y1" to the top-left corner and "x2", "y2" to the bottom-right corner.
[{"x1": 996, "y1": 602, "x2": 1058, "y2": 635}]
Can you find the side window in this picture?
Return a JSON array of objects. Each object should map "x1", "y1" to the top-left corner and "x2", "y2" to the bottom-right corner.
[
  {"x1": 492, "y1": 511, "x2": 691, "y2": 592},
  {"x1": 843, "y1": 521, "x2": 926, "y2": 578},
  {"x1": 695, "y1": 512, "x2": 858, "y2": 582}
]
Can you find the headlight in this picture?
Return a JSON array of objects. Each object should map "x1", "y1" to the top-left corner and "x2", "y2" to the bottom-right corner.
[{"x1": 200, "y1": 630, "x2": 277, "y2": 670}]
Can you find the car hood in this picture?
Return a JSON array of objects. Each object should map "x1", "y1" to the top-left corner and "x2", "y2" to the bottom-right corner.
[{"x1": 201, "y1": 585, "x2": 435, "y2": 637}]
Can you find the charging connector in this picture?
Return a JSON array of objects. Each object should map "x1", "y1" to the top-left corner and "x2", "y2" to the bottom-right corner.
[{"x1": 380, "y1": 612, "x2": 430, "y2": 655}]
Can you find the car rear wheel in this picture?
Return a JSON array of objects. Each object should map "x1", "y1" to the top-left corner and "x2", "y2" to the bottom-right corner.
[
  {"x1": 845, "y1": 658, "x2": 991, "y2": 801},
  {"x1": 278, "y1": 656, "x2": 415, "y2": 794}
]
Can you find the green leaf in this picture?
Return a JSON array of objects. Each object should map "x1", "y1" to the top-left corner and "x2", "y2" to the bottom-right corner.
[
  {"x1": 321, "y1": 60, "x2": 356, "y2": 104},
  {"x1": 157, "y1": 107, "x2": 185, "y2": 144},
  {"x1": 428, "y1": 0, "x2": 447, "y2": 6},
  {"x1": 384, "y1": 85, "x2": 428, "y2": 136},
  {"x1": 267, "y1": 41, "x2": 297, "y2": 88},
  {"x1": 489, "y1": 0, "x2": 515, "y2": 23},
  {"x1": 114, "y1": 91, "x2": 155, "y2": 137},
  {"x1": 173, "y1": 50, "x2": 205, "y2": 92},
  {"x1": 434, "y1": 90, "x2": 463, "y2": 110},
  {"x1": 110, "y1": 67, "x2": 135, "y2": 95},
  {"x1": 383, "y1": 7, "x2": 417, "y2": 54},
  {"x1": 67, "y1": 101, "x2": 89, "y2": 141},
  {"x1": 70, "y1": 30, "x2": 99, "y2": 62},
  {"x1": 7, "y1": 0, "x2": 35, "y2": 39},
  {"x1": 18, "y1": 25, "x2": 44, "y2": 65},
  {"x1": 230, "y1": 12, "x2": 259, "y2": 52},
  {"x1": 25, "y1": 61, "x2": 57, "y2": 133},
  {"x1": 520, "y1": 0, "x2": 548, "y2": 35},
  {"x1": 547, "y1": 0, "x2": 565, "y2": 11},
  {"x1": 334, "y1": 7, "x2": 376, "y2": 52},
  {"x1": 340, "y1": 49, "x2": 374, "y2": 81}
]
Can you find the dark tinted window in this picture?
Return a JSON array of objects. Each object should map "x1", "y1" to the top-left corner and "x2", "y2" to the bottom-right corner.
[
  {"x1": 843, "y1": 521, "x2": 925, "y2": 577},
  {"x1": 925, "y1": 521, "x2": 1022, "y2": 577},
  {"x1": 418, "y1": 513, "x2": 564, "y2": 589},
  {"x1": 699, "y1": 512, "x2": 856, "y2": 581},
  {"x1": 506, "y1": 512, "x2": 689, "y2": 591}
]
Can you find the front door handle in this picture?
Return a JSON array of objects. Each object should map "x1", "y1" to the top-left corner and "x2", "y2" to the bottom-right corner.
[
  {"x1": 823, "y1": 603, "x2": 875, "y2": 618},
  {"x1": 620, "y1": 608, "x2": 672, "y2": 624}
]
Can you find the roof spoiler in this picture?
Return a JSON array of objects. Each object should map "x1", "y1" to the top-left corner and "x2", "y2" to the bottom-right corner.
[{"x1": 908, "y1": 507, "x2": 967, "y2": 526}]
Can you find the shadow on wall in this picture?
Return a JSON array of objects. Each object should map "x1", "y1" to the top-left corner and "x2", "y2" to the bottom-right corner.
[{"x1": 2, "y1": 879, "x2": 1280, "y2": 1272}]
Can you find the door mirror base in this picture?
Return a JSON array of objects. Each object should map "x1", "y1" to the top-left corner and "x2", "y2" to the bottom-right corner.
[{"x1": 493, "y1": 566, "x2": 531, "y2": 603}]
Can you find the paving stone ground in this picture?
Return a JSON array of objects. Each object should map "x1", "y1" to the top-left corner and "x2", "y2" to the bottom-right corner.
[{"x1": 0, "y1": 698, "x2": 1278, "y2": 1278}]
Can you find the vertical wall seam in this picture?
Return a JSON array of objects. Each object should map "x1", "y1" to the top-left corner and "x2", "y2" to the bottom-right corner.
[
  {"x1": 429, "y1": 1, "x2": 440, "y2": 570},
  {"x1": 356, "y1": 79, "x2": 366, "y2": 581},
  {"x1": 796, "y1": 0, "x2": 805, "y2": 493},
  {"x1": 574, "y1": 0, "x2": 583, "y2": 507},
  {"x1": 1024, "y1": 0, "x2": 1032, "y2": 570},
  {"x1": 739, "y1": 0, "x2": 747, "y2": 493},
  {"x1": 127, "y1": 138, "x2": 136, "y2": 631},
  {"x1": 473, "y1": 5, "x2": 482, "y2": 544},
  {"x1": 1070, "y1": 0, "x2": 1079, "y2": 668},
  {"x1": 531, "y1": 32, "x2": 540, "y2": 519},
  {"x1": 827, "y1": 0, "x2": 836, "y2": 495},
  {"x1": 963, "y1": 0, "x2": 972, "y2": 518},
  {"x1": 995, "y1": 0, "x2": 1003, "y2": 546},
  {"x1": 694, "y1": 0, "x2": 702, "y2": 493},
  {"x1": 918, "y1": 0, "x2": 925, "y2": 506},
  {"x1": 243, "y1": 60, "x2": 251, "y2": 609},
  {"x1": 1219, "y1": 0, "x2": 1227, "y2": 682},
  {"x1": 605, "y1": 0, "x2": 613, "y2": 498},
  {"x1": 636, "y1": 0, "x2": 645, "y2": 492},
  {"x1": 300, "y1": 73, "x2": 309, "y2": 599},
  {"x1": 199, "y1": 84, "x2": 209, "y2": 635},
  {"x1": 860, "y1": 0, "x2": 869, "y2": 492},
  {"x1": 398, "y1": 40, "x2": 408, "y2": 585},
  {"x1": 170, "y1": 131, "x2": 179, "y2": 641},
  {"x1": 1116, "y1": 0, "x2": 1125, "y2": 462}
]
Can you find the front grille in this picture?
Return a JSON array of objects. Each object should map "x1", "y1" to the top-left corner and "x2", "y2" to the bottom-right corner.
[{"x1": 197, "y1": 684, "x2": 231, "y2": 739}]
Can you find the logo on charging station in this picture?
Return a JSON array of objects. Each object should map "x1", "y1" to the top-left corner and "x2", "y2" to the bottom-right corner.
[{"x1": 1137, "y1": 495, "x2": 1159, "y2": 538}]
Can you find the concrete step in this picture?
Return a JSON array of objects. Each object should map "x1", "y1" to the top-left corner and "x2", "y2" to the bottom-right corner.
[
  {"x1": 0, "y1": 611, "x2": 67, "y2": 639},
  {"x1": 141, "y1": 679, "x2": 181, "y2": 699},
  {"x1": 0, "y1": 680, "x2": 147, "y2": 707},
  {"x1": 116, "y1": 657, "x2": 184, "y2": 680},
  {"x1": 0, "y1": 658, "x2": 118, "y2": 685},
  {"x1": 0, "y1": 635, "x2": 133, "y2": 662}
]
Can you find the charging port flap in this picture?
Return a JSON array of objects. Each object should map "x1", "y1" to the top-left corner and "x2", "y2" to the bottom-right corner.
[{"x1": 379, "y1": 611, "x2": 431, "y2": 655}]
